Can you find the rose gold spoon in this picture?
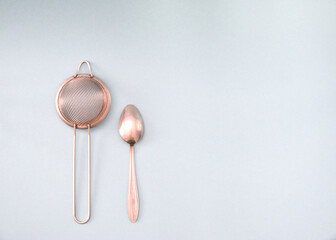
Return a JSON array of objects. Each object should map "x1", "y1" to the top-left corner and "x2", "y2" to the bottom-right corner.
[{"x1": 119, "y1": 104, "x2": 144, "y2": 223}]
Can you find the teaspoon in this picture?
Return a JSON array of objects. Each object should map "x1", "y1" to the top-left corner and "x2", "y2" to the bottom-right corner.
[{"x1": 119, "y1": 104, "x2": 144, "y2": 223}]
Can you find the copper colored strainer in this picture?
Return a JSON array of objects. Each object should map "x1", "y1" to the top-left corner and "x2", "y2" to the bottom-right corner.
[{"x1": 55, "y1": 61, "x2": 111, "y2": 224}]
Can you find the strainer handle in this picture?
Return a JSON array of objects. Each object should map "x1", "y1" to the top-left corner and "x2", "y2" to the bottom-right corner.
[
  {"x1": 73, "y1": 124, "x2": 91, "y2": 224},
  {"x1": 74, "y1": 60, "x2": 93, "y2": 78}
]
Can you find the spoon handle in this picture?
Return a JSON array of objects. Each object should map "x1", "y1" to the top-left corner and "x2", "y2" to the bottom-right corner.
[{"x1": 128, "y1": 145, "x2": 139, "y2": 222}]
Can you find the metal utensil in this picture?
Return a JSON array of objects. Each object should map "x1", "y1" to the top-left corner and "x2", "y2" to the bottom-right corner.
[
  {"x1": 56, "y1": 60, "x2": 111, "y2": 224},
  {"x1": 119, "y1": 104, "x2": 144, "y2": 223}
]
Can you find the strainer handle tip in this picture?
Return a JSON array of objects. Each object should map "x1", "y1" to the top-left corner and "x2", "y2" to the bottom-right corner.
[{"x1": 74, "y1": 60, "x2": 93, "y2": 78}]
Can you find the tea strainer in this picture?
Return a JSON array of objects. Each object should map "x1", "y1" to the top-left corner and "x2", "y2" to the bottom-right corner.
[{"x1": 55, "y1": 61, "x2": 111, "y2": 224}]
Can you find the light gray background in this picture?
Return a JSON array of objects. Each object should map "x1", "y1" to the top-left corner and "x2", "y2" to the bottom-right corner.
[{"x1": 0, "y1": 0, "x2": 336, "y2": 239}]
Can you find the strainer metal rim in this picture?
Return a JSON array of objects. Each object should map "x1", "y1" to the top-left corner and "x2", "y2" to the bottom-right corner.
[{"x1": 55, "y1": 74, "x2": 111, "y2": 129}]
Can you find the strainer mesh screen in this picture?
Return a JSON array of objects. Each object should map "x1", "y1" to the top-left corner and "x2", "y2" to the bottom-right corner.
[{"x1": 59, "y1": 78, "x2": 104, "y2": 125}]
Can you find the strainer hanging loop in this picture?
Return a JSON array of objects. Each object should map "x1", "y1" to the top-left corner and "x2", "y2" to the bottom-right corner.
[{"x1": 75, "y1": 60, "x2": 93, "y2": 78}]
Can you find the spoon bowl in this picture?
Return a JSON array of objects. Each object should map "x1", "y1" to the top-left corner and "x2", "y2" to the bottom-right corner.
[{"x1": 119, "y1": 105, "x2": 144, "y2": 145}]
